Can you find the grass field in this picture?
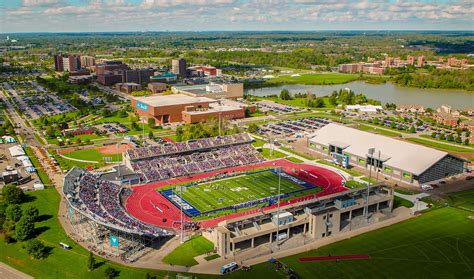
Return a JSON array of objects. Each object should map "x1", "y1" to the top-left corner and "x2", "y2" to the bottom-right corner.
[
  {"x1": 266, "y1": 73, "x2": 359, "y2": 85},
  {"x1": 407, "y1": 138, "x2": 473, "y2": 153},
  {"x1": 258, "y1": 148, "x2": 287, "y2": 159},
  {"x1": 356, "y1": 124, "x2": 402, "y2": 137},
  {"x1": 64, "y1": 148, "x2": 122, "y2": 162},
  {"x1": 175, "y1": 171, "x2": 314, "y2": 213},
  {"x1": 162, "y1": 236, "x2": 214, "y2": 266},
  {"x1": 229, "y1": 206, "x2": 474, "y2": 279}
]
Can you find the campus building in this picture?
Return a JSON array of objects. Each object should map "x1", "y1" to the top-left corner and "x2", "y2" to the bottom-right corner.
[
  {"x1": 307, "y1": 124, "x2": 466, "y2": 185},
  {"x1": 171, "y1": 58, "x2": 187, "y2": 77},
  {"x1": 131, "y1": 94, "x2": 245, "y2": 124},
  {"x1": 204, "y1": 184, "x2": 394, "y2": 257},
  {"x1": 171, "y1": 83, "x2": 244, "y2": 99}
]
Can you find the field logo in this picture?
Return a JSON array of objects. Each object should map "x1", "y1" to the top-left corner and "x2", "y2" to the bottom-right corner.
[
  {"x1": 136, "y1": 101, "x2": 148, "y2": 112},
  {"x1": 109, "y1": 234, "x2": 119, "y2": 247}
]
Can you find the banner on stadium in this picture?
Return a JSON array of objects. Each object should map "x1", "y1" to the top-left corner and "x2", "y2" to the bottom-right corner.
[
  {"x1": 109, "y1": 234, "x2": 119, "y2": 247},
  {"x1": 68, "y1": 207, "x2": 73, "y2": 219}
]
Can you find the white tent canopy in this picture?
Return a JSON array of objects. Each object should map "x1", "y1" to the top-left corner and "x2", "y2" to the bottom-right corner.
[{"x1": 9, "y1": 145, "x2": 25, "y2": 157}]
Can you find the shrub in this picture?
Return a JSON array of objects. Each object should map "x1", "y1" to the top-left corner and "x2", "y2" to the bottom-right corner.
[{"x1": 23, "y1": 239, "x2": 48, "y2": 259}]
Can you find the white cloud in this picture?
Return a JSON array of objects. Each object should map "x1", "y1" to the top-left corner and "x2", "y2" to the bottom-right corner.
[{"x1": 1, "y1": 0, "x2": 473, "y2": 32}]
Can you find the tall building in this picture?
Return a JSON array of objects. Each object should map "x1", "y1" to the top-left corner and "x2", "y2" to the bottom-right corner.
[
  {"x1": 171, "y1": 58, "x2": 187, "y2": 77},
  {"x1": 96, "y1": 60, "x2": 129, "y2": 86},
  {"x1": 120, "y1": 68, "x2": 154, "y2": 84},
  {"x1": 53, "y1": 55, "x2": 64, "y2": 71},
  {"x1": 80, "y1": 56, "x2": 96, "y2": 68},
  {"x1": 62, "y1": 55, "x2": 81, "y2": 72},
  {"x1": 417, "y1": 56, "x2": 426, "y2": 67}
]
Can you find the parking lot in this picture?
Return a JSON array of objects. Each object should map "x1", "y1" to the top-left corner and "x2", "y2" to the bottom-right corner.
[
  {"x1": 3, "y1": 81, "x2": 77, "y2": 119},
  {"x1": 95, "y1": 123, "x2": 128, "y2": 134},
  {"x1": 253, "y1": 100, "x2": 304, "y2": 114},
  {"x1": 258, "y1": 117, "x2": 330, "y2": 138}
]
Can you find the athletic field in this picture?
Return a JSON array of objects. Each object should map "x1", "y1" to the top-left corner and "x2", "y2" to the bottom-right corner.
[{"x1": 178, "y1": 170, "x2": 317, "y2": 213}]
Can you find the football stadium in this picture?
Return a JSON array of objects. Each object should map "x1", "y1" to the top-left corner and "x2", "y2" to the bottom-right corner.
[{"x1": 63, "y1": 133, "x2": 395, "y2": 262}]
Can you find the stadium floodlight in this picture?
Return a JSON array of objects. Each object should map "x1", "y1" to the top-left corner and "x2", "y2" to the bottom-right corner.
[{"x1": 365, "y1": 148, "x2": 375, "y2": 218}]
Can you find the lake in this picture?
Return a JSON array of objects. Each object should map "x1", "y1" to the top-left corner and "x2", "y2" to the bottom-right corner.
[{"x1": 245, "y1": 81, "x2": 474, "y2": 109}]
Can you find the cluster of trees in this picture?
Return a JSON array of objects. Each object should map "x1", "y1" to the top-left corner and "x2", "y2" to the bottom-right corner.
[
  {"x1": 370, "y1": 117, "x2": 417, "y2": 133},
  {"x1": 394, "y1": 68, "x2": 474, "y2": 91},
  {"x1": 0, "y1": 185, "x2": 48, "y2": 260},
  {"x1": 0, "y1": 118, "x2": 15, "y2": 137},
  {"x1": 175, "y1": 117, "x2": 240, "y2": 142},
  {"x1": 431, "y1": 130, "x2": 470, "y2": 145},
  {"x1": 328, "y1": 89, "x2": 381, "y2": 106}
]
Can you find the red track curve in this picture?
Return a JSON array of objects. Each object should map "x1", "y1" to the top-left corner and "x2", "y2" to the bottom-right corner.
[{"x1": 125, "y1": 159, "x2": 347, "y2": 230}]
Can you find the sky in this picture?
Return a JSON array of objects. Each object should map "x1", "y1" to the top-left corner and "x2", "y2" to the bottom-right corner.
[{"x1": 0, "y1": 0, "x2": 473, "y2": 33}]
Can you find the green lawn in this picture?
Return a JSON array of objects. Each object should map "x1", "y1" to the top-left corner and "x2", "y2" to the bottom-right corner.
[
  {"x1": 407, "y1": 138, "x2": 473, "y2": 153},
  {"x1": 162, "y1": 236, "x2": 214, "y2": 266},
  {"x1": 266, "y1": 73, "x2": 359, "y2": 85},
  {"x1": 258, "y1": 148, "x2": 287, "y2": 160},
  {"x1": 251, "y1": 138, "x2": 266, "y2": 148},
  {"x1": 53, "y1": 153, "x2": 104, "y2": 171},
  {"x1": 393, "y1": 196, "x2": 415, "y2": 208},
  {"x1": 64, "y1": 148, "x2": 122, "y2": 162},
  {"x1": 420, "y1": 134, "x2": 474, "y2": 148},
  {"x1": 286, "y1": 157, "x2": 304, "y2": 163},
  {"x1": 174, "y1": 171, "x2": 311, "y2": 213},
  {"x1": 356, "y1": 124, "x2": 402, "y2": 137},
  {"x1": 448, "y1": 189, "x2": 474, "y2": 211},
  {"x1": 344, "y1": 180, "x2": 367, "y2": 189},
  {"x1": 279, "y1": 147, "x2": 315, "y2": 160},
  {"x1": 0, "y1": 188, "x2": 192, "y2": 278},
  {"x1": 316, "y1": 160, "x2": 362, "y2": 177},
  {"x1": 229, "y1": 207, "x2": 474, "y2": 279}
]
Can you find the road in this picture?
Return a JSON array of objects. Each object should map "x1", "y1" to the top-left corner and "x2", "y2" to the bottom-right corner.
[{"x1": 0, "y1": 262, "x2": 33, "y2": 279}]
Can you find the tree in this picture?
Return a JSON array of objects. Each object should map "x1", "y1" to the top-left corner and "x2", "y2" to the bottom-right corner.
[
  {"x1": 248, "y1": 123, "x2": 258, "y2": 134},
  {"x1": 464, "y1": 138, "x2": 470, "y2": 146},
  {"x1": 431, "y1": 132, "x2": 437, "y2": 138},
  {"x1": 148, "y1": 131, "x2": 154, "y2": 140},
  {"x1": 279, "y1": 89, "x2": 292, "y2": 100},
  {"x1": 2, "y1": 185, "x2": 24, "y2": 204},
  {"x1": 104, "y1": 266, "x2": 118, "y2": 279},
  {"x1": 14, "y1": 216, "x2": 35, "y2": 241},
  {"x1": 447, "y1": 134, "x2": 454, "y2": 142},
  {"x1": 87, "y1": 251, "x2": 96, "y2": 271},
  {"x1": 23, "y1": 206, "x2": 39, "y2": 222},
  {"x1": 455, "y1": 136, "x2": 462, "y2": 144},
  {"x1": 409, "y1": 126, "x2": 416, "y2": 133},
  {"x1": 131, "y1": 121, "x2": 140, "y2": 131},
  {"x1": 5, "y1": 204, "x2": 23, "y2": 223},
  {"x1": 147, "y1": 118, "x2": 155, "y2": 128},
  {"x1": 23, "y1": 239, "x2": 48, "y2": 259},
  {"x1": 175, "y1": 126, "x2": 183, "y2": 142}
]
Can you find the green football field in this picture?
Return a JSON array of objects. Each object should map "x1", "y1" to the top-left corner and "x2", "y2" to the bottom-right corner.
[{"x1": 178, "y1": 171, "x2": 315, "y2": 213}]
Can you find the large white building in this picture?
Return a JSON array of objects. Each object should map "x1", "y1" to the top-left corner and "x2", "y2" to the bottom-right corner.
[{"x1": 308, "y1": 124, "x2": 467, "y2": 185}]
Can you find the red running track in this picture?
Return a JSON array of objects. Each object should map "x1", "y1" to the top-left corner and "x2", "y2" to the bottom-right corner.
[
  {"x1": 125, "y1": 159, "x2": 347, "y2": 230},
  {"x1": 299, "y1": 254, "x2": 370, "y2": 262}
]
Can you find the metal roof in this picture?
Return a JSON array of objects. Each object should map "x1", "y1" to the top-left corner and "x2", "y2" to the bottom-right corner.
[{"x1": 309, "y1": 123, "x2": 450, "y2": 176}]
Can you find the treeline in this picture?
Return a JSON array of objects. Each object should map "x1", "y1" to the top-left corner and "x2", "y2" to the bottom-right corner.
[
  {"x1": 277, "y1": 88, "x2": 381, "y2": 108},
  {"x1": 185, "y1": 48, "x2": 353, "y2": 69},
  {"x1": 175, "y1": 117, "x2": 240, "y2": 142},
  {"x1": 394, "y1": 69, "x2": 474, "y2": 91}
]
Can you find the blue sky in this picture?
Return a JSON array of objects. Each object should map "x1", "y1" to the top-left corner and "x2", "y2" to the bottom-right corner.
[{"x1": 0, "y1": 0, "x2": 473, "y2": 32}]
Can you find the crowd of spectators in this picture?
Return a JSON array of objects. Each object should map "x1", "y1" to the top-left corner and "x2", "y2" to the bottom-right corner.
[
  {"x1": 63, "y1": 169, "x2": 169, "y2": 236},
  {"x1": 126, "y1": 133, "x2": 252, "y2": 161},
  {"x1": 130, "y1": 143, "x2": 264, "y2": 182}
]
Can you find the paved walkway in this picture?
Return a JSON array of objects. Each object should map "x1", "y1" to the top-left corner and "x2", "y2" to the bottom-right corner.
[
  {"x1": 0, "y1": 263, "x2": 33, "y2": 279},
  {"x1": 394, "y1": 192, "x2": 431, "y2": 212}
]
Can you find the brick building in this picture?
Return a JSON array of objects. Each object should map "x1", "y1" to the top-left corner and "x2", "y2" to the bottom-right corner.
[{"x1": 131, "y1": 94, "x2": 244, "y2": 124}]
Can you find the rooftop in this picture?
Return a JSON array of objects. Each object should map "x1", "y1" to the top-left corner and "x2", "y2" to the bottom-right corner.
[
  {"x1": 134, "y1": 94, "x2": 216, "y2": 107},
  {"x1": 309, "y1": 123, "x2": 450, "y2": 175}
]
